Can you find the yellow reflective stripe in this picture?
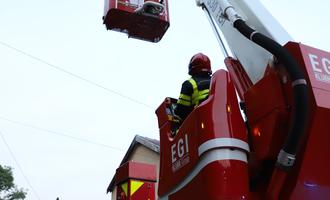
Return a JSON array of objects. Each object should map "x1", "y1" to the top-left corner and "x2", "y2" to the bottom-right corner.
[
  {"x1": 197, "y1": 94, "x2": 208, "y2": 100},
  {"x1": 179, "y1": 94, "x2": 191, "y2": 101},
  {"x1": 188, "y1": 78, "x2": 198, "y2": 89},
  {"x1": 177, "y1": 99, "x2": 191, "y2": 106},
  {"x1": 120, "y1": 182, "x2": 128, "y2": 197},
  {"x1": 188, "y1": 78, "x2": 198, "y2": 102},
  {"x1": 130, "y1": 180, "x2": 144, "y2": 196},
  {"x1": 199, "y1": 89, "x2": 209, "y2": 95},
  {"x1": 188, "y1": 78, "x2": 210, "y2": 107},
  {"x1": 196, "y1": 90, "x2": 209, "y2": 102}
]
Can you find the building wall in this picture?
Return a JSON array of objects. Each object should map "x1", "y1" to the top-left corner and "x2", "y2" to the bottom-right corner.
[
  {"x1": 111, "y1": 144, "x2": 160, "y2": 200},
  {"x1": 128, "y1": 145, "x2": 160, "y2": 177}
]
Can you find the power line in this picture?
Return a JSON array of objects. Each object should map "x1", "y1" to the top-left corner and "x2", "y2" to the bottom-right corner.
[
  {"x1": 0, "y1": 41, "x2": 154, "y2": 110},
  {"x1": 0, "y1": 116, "x2": 160, "y2": 165},
  {"x1": 0, "y1": 130, "x2": 41, "y2": 200},
  {"x1": 0, "y1": 116, "x2": 125, "y2": 152}
]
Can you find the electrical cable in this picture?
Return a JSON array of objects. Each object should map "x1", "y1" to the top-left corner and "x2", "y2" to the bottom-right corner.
[
  {"x1": 0, "y1": 116, "x2": 126, "y2": 152},
  {"x1": 0, "y1": 116, "x2": 159, "y2": 154},
  {"x1": 0, "y1": 130, "x2": 41, "y2": 200},
  {"x1": 0, "y1": 117, "x2": 160, "y2": 173},
  {"x1": 0, "y1": 41, "x2": 154, "y2": 110}
]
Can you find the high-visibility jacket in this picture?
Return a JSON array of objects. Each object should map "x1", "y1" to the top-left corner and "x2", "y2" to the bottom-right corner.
[{"x1": 175, "y1": 74, "x2": 211, "y2": 121}]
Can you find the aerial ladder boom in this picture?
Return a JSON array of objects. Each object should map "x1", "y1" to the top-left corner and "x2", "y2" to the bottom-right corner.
[
  {"x1": 104, "y1": 0, "x2": 330, "y2": 199},
  {"x1": 198, "y1": 0, "x2": 292, "y2": 83}
]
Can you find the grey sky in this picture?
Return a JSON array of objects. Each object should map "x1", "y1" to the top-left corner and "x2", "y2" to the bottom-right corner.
[{"x1": 0, "y1": 0, "x2": 329, "y2": 199}]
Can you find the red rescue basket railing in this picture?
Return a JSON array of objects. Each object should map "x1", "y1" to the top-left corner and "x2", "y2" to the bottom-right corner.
[{"x1": 103, "y1": 0, "x2": 170, "y2": 43}]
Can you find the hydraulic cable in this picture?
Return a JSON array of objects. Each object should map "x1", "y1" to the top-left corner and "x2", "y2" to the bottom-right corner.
[
  {"x1": 213, "y1": 0, "x2": 310, "y2": 170},
  {"x1": 233, "y1": 19, "x2": 309, "y2": 170}
]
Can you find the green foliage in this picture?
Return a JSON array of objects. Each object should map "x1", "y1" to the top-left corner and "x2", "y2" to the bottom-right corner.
[{"x1": 0, "y1": 165, "x2": 27, "y2": 200}]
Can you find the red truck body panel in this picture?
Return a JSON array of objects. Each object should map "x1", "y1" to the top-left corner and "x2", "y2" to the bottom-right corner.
[{"x1": 155, "y1": 42, "x2": 330, "y2": 199}]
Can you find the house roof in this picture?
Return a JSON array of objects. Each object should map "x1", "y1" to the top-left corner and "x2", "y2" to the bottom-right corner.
[{"x1": 106, "y1": 135, "x2": 160, "y2": 193}]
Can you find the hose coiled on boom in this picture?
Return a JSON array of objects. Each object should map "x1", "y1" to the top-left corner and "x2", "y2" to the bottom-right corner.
[{"x1": 233, "y1": 19, "x2": 309, "y2": 170}]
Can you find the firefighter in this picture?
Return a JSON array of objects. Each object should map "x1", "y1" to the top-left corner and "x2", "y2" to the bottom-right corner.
[{"x1": 174, "y1": 53, "x2": 212, "y2": 124}]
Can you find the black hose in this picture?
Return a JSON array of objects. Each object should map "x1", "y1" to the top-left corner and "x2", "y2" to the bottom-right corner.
[{"x1": 233, "y1": 19, "x2": 309, "y2": 169}]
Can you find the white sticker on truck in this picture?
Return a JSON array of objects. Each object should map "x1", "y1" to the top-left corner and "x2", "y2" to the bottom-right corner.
[{"x1": 309, "y1": 53, "x2": 330, "y2": 84}]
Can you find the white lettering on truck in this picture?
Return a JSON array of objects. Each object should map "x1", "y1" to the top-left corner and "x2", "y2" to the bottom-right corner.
[
  {"x1": 308, "y1": 53, "x2": 330, "y2": 84},
  {"x1": 171, "y1": 134, "x2": 190, "y2": 172}
]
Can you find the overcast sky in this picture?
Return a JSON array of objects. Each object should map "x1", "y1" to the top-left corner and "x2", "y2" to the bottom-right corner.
[{"x1": 0, "y1": 0, "x2": 329, "y2": 199}]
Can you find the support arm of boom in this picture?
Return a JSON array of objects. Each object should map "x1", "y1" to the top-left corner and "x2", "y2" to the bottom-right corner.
[{"x1": 197, "y1": 0, "x2": 310, "y2": 198}]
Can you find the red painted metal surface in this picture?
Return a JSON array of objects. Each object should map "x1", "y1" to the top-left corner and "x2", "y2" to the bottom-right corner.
[
  {"x1": 116, "y1": 179, "x2": 156, "y2": 200},
  {"x1": 244, "y1": 69, "x2": 290, "y2": 161},
  {"x1": 155, "y1": 42, "x2": 329, "y2": 199},
  {"x1": 277, "y1": 43, "x2": 330, "y2": 199},
  {"x1": 103, "y1": 0, "x2": 170, "y2": 42},
  {"x1": 225, "y1": 57, "x2": 253, "y2": 101},
  {"x1": 115, "y1": 161, "x2": 157, "y2": 184},
  {"x1": 239, "y1": 42, "x2": 330, "y2": 199},
  {"x1": 130, "y1": 180, "x2": 155, "y2": 200},
  {"x1": 167, "y1": 161, "x2": 249, "y2": 200},
  {"x1": 114, "y1": 161, "x2": 156, "y2": 200},
  {"x1": 156, "y1": 70, "x2": 249, "y2": 199}
]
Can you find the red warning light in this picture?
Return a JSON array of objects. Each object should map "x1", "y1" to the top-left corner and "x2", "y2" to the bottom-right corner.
[{"x1": 253, "y1": 127, "x2": 261, "y2": 137}]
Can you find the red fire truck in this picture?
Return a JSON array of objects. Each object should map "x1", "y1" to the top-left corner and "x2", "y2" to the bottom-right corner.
[{"x1": 103, "y1": 0, "x2": 330, "y2": 199}]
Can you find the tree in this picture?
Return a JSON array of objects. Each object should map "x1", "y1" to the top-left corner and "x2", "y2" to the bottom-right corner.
[{"x1": 0, "y1": 165, "x2": 26, "y2": 200}]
